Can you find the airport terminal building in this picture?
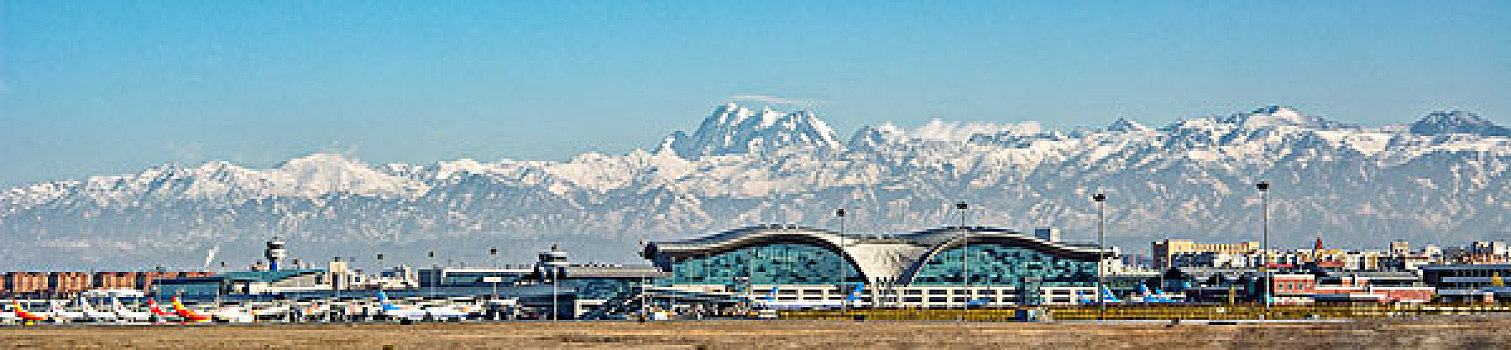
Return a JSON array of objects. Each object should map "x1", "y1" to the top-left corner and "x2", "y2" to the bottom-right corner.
[{"x1": 642, "y1": 225, "x2": 1111, "y2": 307}]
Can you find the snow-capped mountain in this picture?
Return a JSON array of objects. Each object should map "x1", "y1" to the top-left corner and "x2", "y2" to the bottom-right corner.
[
  {"x1": 2, "y1": 104, "x2": 1508, "y2": 269},
  {"x1": 661, "y1": 103, "x2": 842, "y2": 157},
  {"x1": 1410, "y1": 111, "x2": 1511, "y2": 136}
]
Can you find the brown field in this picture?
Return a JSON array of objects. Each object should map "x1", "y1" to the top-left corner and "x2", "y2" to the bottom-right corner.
[{"x1": 2, "y1": 319, "x2": 1509, "y2": 349}]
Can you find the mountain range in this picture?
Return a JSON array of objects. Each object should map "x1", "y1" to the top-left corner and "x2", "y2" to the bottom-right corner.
[{"x1": 3, "y1": 103, "x2": 1508, "y2": 270}]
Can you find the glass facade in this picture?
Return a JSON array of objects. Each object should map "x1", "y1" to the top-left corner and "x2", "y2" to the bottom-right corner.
[
  {"x1": 666, "y1": 243, "x2": 862, "y2": 285},
  {"x1": 560, "y1": 278, "x2": 643, "y2": 300},
  {"x1": 152, "y1": 278, "x2": 226, "y2": 298},
  {"x1": 911, "y1": 244, "x2": 1096, "y2": 286}
]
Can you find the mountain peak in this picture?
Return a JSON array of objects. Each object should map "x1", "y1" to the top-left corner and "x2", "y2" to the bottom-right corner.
[
  {"x1": 1107, "y1": 117, "x2": 1152, "y2": 132},
  {"x1": 665, "y1": 103, "x2": 842, "y2": 158},
  {"x1": 1411, "y1": 110, "x2": 1509, "y2": 136},
  {"x1": 279, "y1": 152, "x2": 362, "y2": 168},
  {"x1": 1217, "y1": 105, "x2": 1345, "y2": 129},
  {"x1": 273, "y1": 152, "x2": 428, "y2": 198},
  {"x1": 847, "y1": 122, "x2": 907, "y2": 151}
]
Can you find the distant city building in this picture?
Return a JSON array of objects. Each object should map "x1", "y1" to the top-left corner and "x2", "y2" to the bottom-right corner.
[
  {"x1": 1, "y1": 271, "x2": 213, "y2": 298},
  {"x1": 1152, "y1": 239, "x2": 1261, "y2": 269},
  {"x1": 1422, "y1": 264, "x2": 1511, "y2": 302}
]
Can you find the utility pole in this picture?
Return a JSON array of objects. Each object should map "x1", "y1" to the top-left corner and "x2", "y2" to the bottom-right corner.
[
  {"x1": 1094, "y1": 193, "x2": 1107, "y2": 321},
  {"x1": 1257, "y1": 181, "x2": 1271, "y2": 320}
]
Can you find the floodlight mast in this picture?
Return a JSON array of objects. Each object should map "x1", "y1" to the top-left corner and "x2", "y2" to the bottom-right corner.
[
  {"x1": 1257, "y1": 181, "x2": 1271, "y2": 319},
  {"x1": 836, "y1": 208, "x2": 847, "y2": 317},
  {"x1": 1093, "y1": 193, "x2": 1107, "y2": 321},
  {"x1": 955, "y1": 201, "x2": 969, "y2": 321}
]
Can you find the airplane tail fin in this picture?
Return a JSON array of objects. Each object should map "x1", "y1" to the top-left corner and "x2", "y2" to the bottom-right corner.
[
  {"x1": 846, "y1": 283, "x2": 865, "y2": 302},
  {"x1": 171, "y1": 297, "x2": 188, "y2": 312}
]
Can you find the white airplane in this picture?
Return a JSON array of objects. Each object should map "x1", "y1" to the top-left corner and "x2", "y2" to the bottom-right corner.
[
  {"x1": 376, "y1": 291, "x2": 431, "y2": 321},
  {"x1": 78, "y1": 297, "x2": 119, "y2": 322},
  {"x1": 422, "y1": 305, "x2": 469, "y2": 321},
  {"x1": 49, "y1": 301, "x2": 87, "y2": 322},
  {"x1": 251, "y1": 304, "x2": 293, "y2": 322},
  {"x1": 210, "y1": 305, "x2": 255, "y2": 323},
  {"x1": 0, "y1": 305, "x2": 17, "y2": 323},
  {"x1": 111, "y1": 298, "x2": 152, "y2": 322}
]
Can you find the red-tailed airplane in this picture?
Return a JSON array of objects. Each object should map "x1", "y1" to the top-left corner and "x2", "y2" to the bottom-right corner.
[
  {"x1": 148, "y1": 299, "x2": 181, "y2": 321},
  {"x1": 170, "y1": 297, "x2": 212, "y2": 322},
  {"x1": 12, "y1": 301, "x2": 48, "y2": 322}
]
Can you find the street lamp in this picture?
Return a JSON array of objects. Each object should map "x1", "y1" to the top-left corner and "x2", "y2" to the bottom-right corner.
[
  {"x1": 1256, "y1": 181, "x2": 1271, "y2": 319},
  {"x1": 489, "y1": 247, "x2": 499, "y2": 302},
  {"x1": 955, "y1": 201, "x2": 969, "y2": 320},
  {"x1": 428, "y1": 250, "x2": 437, "y2": 298},
  {"x1": 1093, "y1": 193, "x2": 1107, "y2": 321}
]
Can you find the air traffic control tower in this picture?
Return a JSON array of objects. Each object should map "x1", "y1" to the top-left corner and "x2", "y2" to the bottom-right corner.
[{"x1": 265, "y1": 239, "x2": 288, "y2": 271}]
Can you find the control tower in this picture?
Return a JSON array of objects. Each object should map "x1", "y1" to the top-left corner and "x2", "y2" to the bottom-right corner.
[
  {"x1": 265, "y1": 238, "x2": 288, "y2": 271},
  {"x1": 537, "y1": 244, "x2": 569, "y2": 281}
]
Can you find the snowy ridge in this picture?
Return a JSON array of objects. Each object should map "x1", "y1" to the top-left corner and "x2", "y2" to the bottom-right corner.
[{"x1": 1, "y1": 103, "x2": 1509, "y2": 268}]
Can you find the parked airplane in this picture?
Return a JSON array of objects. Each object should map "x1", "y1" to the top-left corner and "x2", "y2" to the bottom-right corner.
[
  {"x1": 79, "y1": 297, "x2": 118, "y2": 322},
  {"x1": 1101, "y1": 286, "x2": 1124, "y2": 303},
  {"x1": 148, "y1": 299, "x2": 180, "y2": 321},
  {"x1": 1134, "y1": 285, "x2": 1181, "y2": 303},
  {"x1": 422, "y1": 304, "x2": 469, "y2": 321},
  {"x1": 170, "y1": 297, "x2": 212, "y2": 322},
  {"x1": 211, "y1": 304, "x2": 255, "y2": 323},
  {"x1": 251, "y1": 304, "x2": 293, "y2": 322},
  {"x1": 377, "y1": 291, "x2": 429, "y2": 321},
  {"x1": 49, "y1": 301, "x2": 87, "y2": 322},
  {"x1": 11, "y1": 301, "x2": 48, "y2": 322},
  {"x1": 111, "y1": 298, "x2": 152, "y2": 322},
  {"x1": 0, "y1": 304, "x2": 17, "y2": 323}
]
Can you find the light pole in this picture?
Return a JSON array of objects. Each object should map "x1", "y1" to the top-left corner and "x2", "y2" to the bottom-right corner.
[
  {"x1": 552, "y1": 266, "x2": 559, "y2": 321},
  {"x1": 428, "y1": 250, "x2": 437, "y2": 298},
  {"x1": 1257, "y1": 181, "x2": 1271, "y2": 319},
  {"x1": 489, "y1": 247, "x2": 499, "y2": 302},
  {"x1": 955, "y1": 201, "x2": 969, "y2": 321},
  {"x1": 333, "y1": 256, "x2": 342, "y2": 321},
  {"x1": 1093, "y1": 193, "x2": 1107, "y2": 321},
  {"x1": 836, "y1": 208, "x2": 847, "y2": 317}
]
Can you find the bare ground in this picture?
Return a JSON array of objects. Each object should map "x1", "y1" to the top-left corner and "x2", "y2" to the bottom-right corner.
[{"x1": 2, "y1": 319, "x2": 1508, "y2": 349}]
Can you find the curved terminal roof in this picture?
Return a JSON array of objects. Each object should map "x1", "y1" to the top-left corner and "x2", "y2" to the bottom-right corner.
[{"x1": 643, "y1": 224, "x2": 1109, "y2": 284}]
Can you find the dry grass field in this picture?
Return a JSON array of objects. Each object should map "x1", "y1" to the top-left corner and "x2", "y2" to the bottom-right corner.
[{"x1": 2, "y1": 319, "x2": 1509, "y2": 349}]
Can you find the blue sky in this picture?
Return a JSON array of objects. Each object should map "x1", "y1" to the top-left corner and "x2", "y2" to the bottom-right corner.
[{"x1": 2, "y1": 0, "x2": 1507, "y2": 186}]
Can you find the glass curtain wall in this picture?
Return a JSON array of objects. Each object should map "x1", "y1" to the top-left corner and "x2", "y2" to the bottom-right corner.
[
  {"x1": 669, "y1": 243, "x2": 861, "y2": 285},
  {"x1": 912, "y1": 245, "x2": 1096, "y2": 286}
]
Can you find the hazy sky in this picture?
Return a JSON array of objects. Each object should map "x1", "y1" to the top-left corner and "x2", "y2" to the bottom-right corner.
[{"x1": 2, "y1": 0, "x2": 1507, "y2": 186}]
